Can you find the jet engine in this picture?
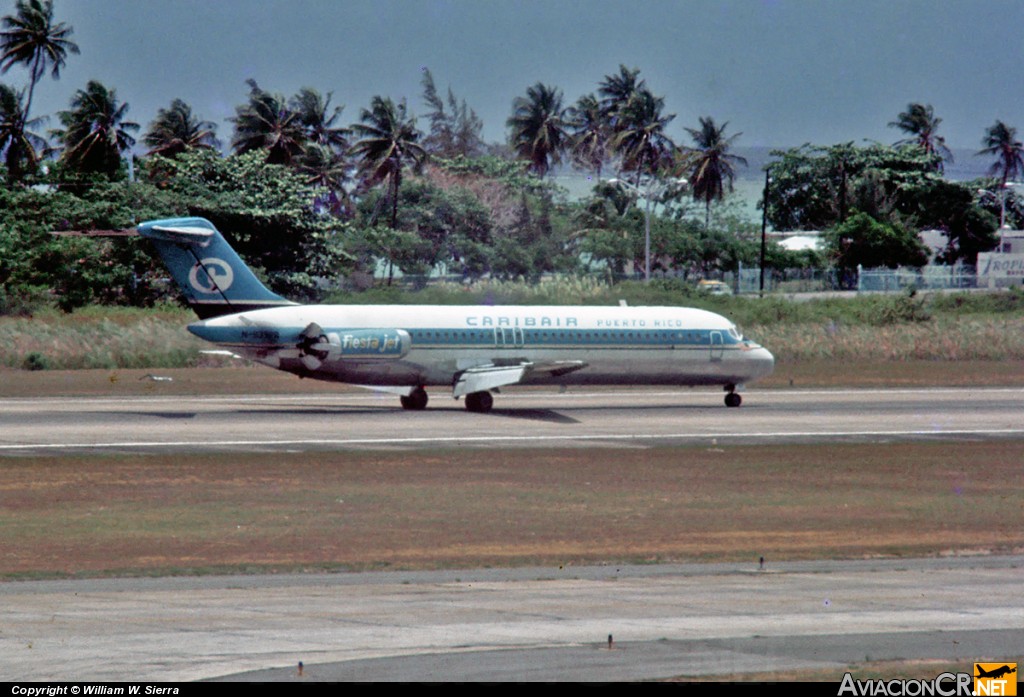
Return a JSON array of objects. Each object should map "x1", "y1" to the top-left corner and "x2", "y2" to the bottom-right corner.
[{"x1": 295, "y1": 323, "x2": 411, "y2": 370}]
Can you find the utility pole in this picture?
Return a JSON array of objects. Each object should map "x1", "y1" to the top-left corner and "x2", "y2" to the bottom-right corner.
[{"x1": 759, "y1": 168, "x2": 769, "y2": 297}]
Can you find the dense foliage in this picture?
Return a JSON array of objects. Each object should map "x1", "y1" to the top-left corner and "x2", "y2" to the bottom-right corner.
[
  {"x1": 0, "y1": 3, "x2": 1022, "y2": 317},
  {"x1": 764, "y1": 143, "x2": 1000, "y2": 265}
]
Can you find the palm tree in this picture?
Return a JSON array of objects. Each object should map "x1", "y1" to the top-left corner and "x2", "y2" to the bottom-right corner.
[
  {"x1": 684, "y1": 116, "x2": 748, "y2": 228},
  {"x1": 143, "y1": 98, "x2": 220, "y2": 157},
  {"x1": 566, "y1": 93, "x2": 608, "y2": 178},
  {"x1": 296, "y1": 142, "x2": 351, "y2": 216},
  {"x1": 51, "y1": 80, "x2": 138, "y2": 176},
  {"x1": 350, "y1": 95, "x2": 426, "y2": 229},
  {"x1": 610, "y1": 87, "x2": 675, "y2": 186},
  {"x1": 230, "y1": 79, "x2": 306, "y2": 165},
  {"x1": 597, "y1": 64, "x2": 644, "y2": 132},
  {"x1": 506, "y1": 82, "x2": 568, "y2": 178},
  {"x1": 888, "y1": 103, "x2": 952, "y2": 171},
  {"x1": 290, "y1": 87, "x2": 350, "y2": 152},
  {"x1": 0, "y1": 82, "x2": 44, "y2": 181},
  {"x1": 979, "y1": 120, "x2": 1024, "y2": 188},
  {"x1": 0, "y1": 0, "x2": 78, "y2": 123}
]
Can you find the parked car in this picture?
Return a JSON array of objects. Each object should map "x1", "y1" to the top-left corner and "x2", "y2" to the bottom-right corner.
[{"x1": 697, "y1": 280, "x2": 733, "y2": 296}]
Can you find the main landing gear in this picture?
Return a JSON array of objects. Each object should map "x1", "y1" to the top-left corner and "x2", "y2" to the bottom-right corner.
[
  {"x1": 464, "y1": 391, "x2": 494, "y2": 413},
  {"x1": 724, "y1": 384, "x2": 742, "y2": 408},
  {"x1": 399, "y1": 387, "x2": 495, "y2": 413},
  {"x1": 400, "y1": 386, "x2": 429, "y2": 410}
]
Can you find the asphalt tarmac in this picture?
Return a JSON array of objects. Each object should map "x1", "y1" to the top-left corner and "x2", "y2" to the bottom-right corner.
[
  {"x1": 1, "y1": 385, "x2": 1023, "y2": 454},
  {"x1": 2, "y1": 387, "x2": 1022, "y2": 682},
  {"x1": 2, "y1": 557, "x2": 1021, "y2": 682}
]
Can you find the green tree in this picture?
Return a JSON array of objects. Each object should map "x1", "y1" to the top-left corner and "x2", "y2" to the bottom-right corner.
[
  {"x1": 901, "y1": 179, "x2": 997, "y2": 265},
  {"x1": 229, "y1": 79, "x2": 307, "y2": 165},
  {"x1": 764, "y1": 143, "x2": 941, "y2": 231},
  {"x1": 420, "y1": 68, "x2": 483, "y2": 158},
  {"x1": 0, "y1": 0, "x2": 78, "y2": 126},
  {"x1": 824, "y1": 211, "x2": 929, "y2": 272},
  {"x1": 295, "y1": 142, "x2": 351, "y2": 215},
  {"x1": 888, "y1": 103, "x2": 952, "y2": 172},
  {"x1": 576, "y1": 182, "x2": 644, "y2": 274},
  {"x1": 597, "y1": 64, "x2": 644, "y2": 133},
  {"x1": 506, "y1": 82, "x2": 568, "y2": 179},
  {"x1": 0, "y1": 82, "x2": 44, "y2": 181},
  {"x1": 979, "y1": 120, "x2": 1024, "y2": 190},
  {"x1": 147, "y1": 149, "x2": 350, "y2": 298},
  {"x1": 350, "y1": 95, "x2": 426, "y2": 231},
  {"x1": 684, "y1": 116, "x2": 748, "y2": 229},
  {"x1": 290, "y1": 86, "x2": 350, "y2": 152},
  {"x1": 143, "y1": 98, "x2": 220, "y2": 158},
  {"x1": 566, "y1": 93, "x2": 608, "y2": 178},
  {"x1": 610, "y1": 87, "x2": 675, "y2": 186},
  {"x1": 51, "y1": 80, "x2": 139, "y2": 177}
]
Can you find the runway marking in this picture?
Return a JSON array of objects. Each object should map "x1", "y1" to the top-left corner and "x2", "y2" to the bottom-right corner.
[
  {"x1": 3, "y1": 428, "x2": 1024, "y2": 451},
  {"x1": 2, "y1": 386, "x2": 1023, "y2": 407}
]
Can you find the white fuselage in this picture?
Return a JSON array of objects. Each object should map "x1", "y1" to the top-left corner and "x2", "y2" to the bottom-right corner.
[{"x1": 189, "y1": 304, "x2": 775, "y2": 389}]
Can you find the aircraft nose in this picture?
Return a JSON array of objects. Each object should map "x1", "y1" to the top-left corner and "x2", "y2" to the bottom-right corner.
[{"x1": 750, "y1": 346, "x2": 775, "y2": 379}]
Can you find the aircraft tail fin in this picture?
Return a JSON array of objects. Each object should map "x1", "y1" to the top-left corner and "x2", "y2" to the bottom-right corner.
[{"x1": 138, "y1": 217, "x2": 296, "y2": 319}]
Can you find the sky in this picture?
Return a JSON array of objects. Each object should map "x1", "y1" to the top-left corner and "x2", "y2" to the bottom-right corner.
[{"x1": 8, "y1": 0, "x2": 1024, "y2": 152}]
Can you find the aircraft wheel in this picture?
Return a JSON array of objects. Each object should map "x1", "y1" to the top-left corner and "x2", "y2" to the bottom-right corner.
[
  {"x1": 465, "y1": 391, "x2": 494, "y2": 413},
  {"x1": 401, "y1": 387, "x2": 428, "y2": 410},
  {"x1": 725, "y1": 392, "x2": 742, "y2": 408}
]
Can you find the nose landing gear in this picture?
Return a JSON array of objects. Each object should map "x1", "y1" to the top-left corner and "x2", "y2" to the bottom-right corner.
[{"x1": 724, "y1": 384, "x2": 742, "y2": 408}]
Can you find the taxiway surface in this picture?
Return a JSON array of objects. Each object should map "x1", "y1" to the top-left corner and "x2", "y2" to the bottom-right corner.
[
  {"x1": 3, "y1": 387, "x2": 1021, "y2": 682},
  {"x1": 3, "y1": 557, "x2": 1022, "y2": 682},
  {"x1": 1, "y1": 386, "x2": 1023, "y2": 454}
]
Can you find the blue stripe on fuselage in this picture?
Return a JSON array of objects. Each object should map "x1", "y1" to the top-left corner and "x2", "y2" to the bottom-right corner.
[{"x1": 188, "y1": 323, "x2": 747, "y2": 349}]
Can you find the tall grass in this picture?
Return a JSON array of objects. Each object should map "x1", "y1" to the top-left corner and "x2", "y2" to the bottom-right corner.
[
  {"x1": 2, "y1": 288, "x2": 1023, "y2": 369},
  {"x1": 750, "y1": 317, "x2": 1024, "y2": 362},
  {"x1": 0, "y1": 305, "x2": 204, "y2": 370}
]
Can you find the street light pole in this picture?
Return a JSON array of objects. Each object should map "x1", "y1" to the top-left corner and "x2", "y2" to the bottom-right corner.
[
  {"x1": 979, "y1": 182, "x2": 1019, "y2": 253},
  {"x1": 643, "y1": 190, "x2": 652, "y2": 282},
  {"x1": 760, "y1": 167, "x2": 769, "y2": 297},
  {"x1": 608, "y1": 177, "x2": 686, "y2": 283}
]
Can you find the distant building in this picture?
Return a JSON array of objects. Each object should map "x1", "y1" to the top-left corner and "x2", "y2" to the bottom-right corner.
[
  {"x1": 776, "y1": 233, "x2": 823, "y2": 252},
  {"x1": 998, "y1": 230, "x2": 1024, "y2": 254}
]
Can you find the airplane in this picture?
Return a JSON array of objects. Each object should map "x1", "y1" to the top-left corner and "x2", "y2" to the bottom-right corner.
[
  {"x1": 135, "y1": 216, "x2": 775, "y2": 413},
  {"x1": 975, "y1": 665, "x2": 1017, "y2": 680}
]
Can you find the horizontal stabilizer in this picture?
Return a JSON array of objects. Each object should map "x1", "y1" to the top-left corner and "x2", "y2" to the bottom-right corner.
[
  {"x1": 137, "y1": 217, "x2": 295, "y2": 319},
  {"x1": 149, "y1": 225, "x2": 216, "y2": 247}
]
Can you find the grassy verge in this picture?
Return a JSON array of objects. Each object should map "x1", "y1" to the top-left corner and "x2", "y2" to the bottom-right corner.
[
  {"x1": 3, "y1": 289, "x2": 1024, "y2": 371},
  {"x1": 2, "y1": 442, "x2": 1021, "y2": 579}
]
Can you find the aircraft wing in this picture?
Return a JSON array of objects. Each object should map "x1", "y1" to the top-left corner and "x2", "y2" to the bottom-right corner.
[{"x1": 453, "y1": 360, "x2": 587, "y2": 397}]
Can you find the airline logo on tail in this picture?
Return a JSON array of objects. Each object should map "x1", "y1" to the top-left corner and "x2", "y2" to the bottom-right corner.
[{"x1": 189, "y1": 258, "x2": 235, "y2": 294}]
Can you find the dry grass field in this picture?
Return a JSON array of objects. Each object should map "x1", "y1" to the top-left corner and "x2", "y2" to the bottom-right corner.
[{"x1": 2, "y1": 440, "x2": 1021, "y2": 578}]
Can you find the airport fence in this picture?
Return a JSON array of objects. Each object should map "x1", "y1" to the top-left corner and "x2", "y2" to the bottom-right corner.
[
  {"x1": 856, "y1": 265, "x2": 978, "y2": 292},
  {"x1": 356, "y1": 264, "x2": 984, "y2": 296}
]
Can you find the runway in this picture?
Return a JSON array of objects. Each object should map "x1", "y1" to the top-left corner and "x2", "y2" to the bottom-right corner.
[
  {"x1": 1, "y1": 386, "x2": 1023, "y2": 454},
  {"x1": 3, "y1": 557, "x2": 1021, "y2": 682},
  {"x1": 3, "y1": 386, "x2": 1022, "y2": 681}
]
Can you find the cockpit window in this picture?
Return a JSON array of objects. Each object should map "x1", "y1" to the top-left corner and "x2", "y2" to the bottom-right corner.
[{"x1": 727, "y1": 326, "x2": 743, "y2": 341}]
